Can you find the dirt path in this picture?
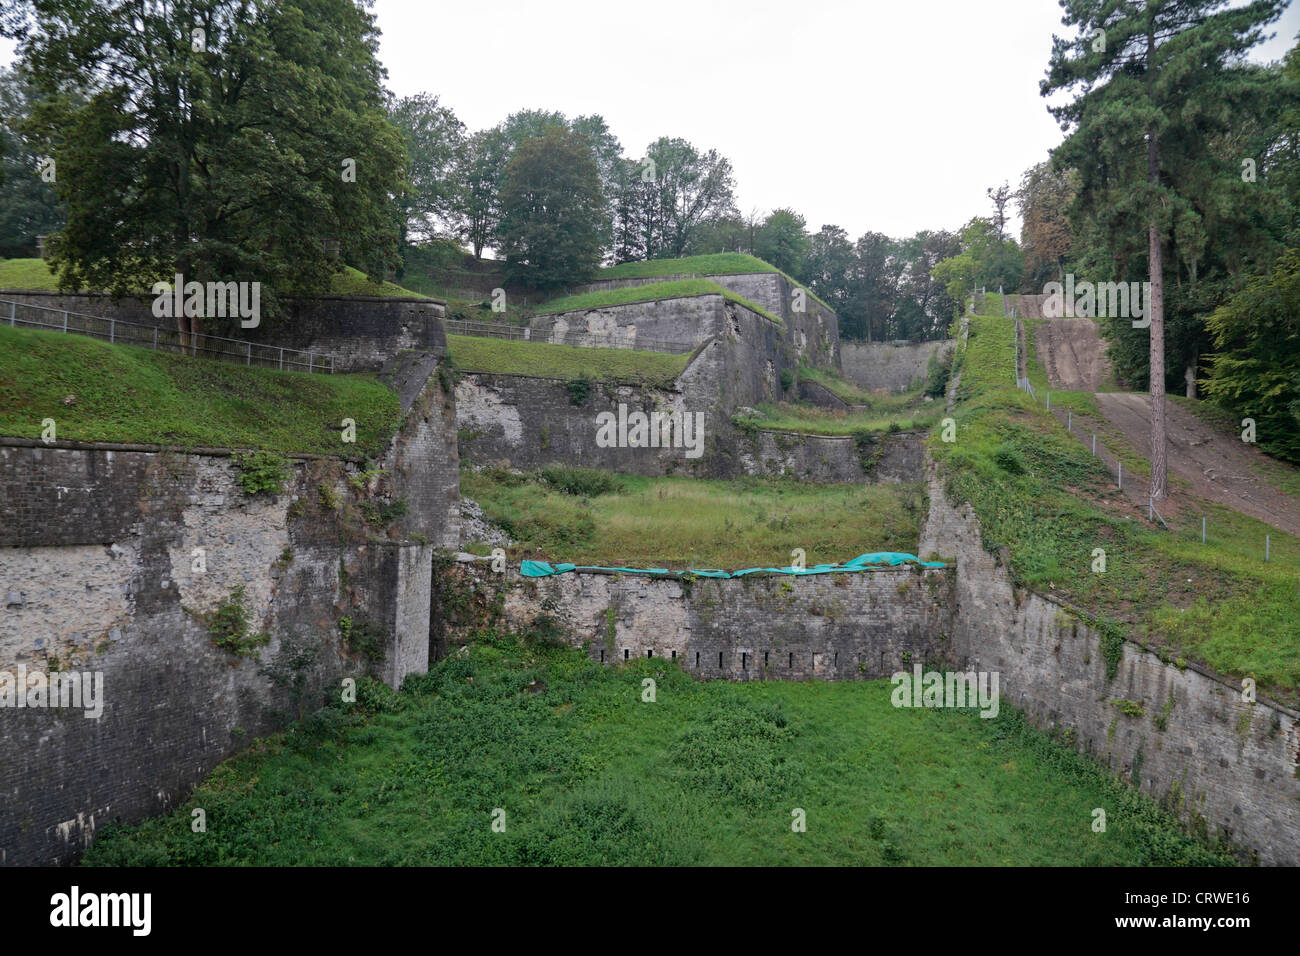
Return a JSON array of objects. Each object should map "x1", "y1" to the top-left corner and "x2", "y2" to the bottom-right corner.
[
  {"x1": 1094, "y1": 392, "x2": 1300, "y2": 537},
  {"x1": 1035, "y1": 319, "x2": 1112, "y2": 392}
]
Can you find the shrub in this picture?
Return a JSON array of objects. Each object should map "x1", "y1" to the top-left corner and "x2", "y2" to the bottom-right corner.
[
  {"x1": 202, "y1": 586, "x2": 271, "y2": 656},
  {"x1": 567, "y1": 375, "x2": 593, "y2": 406},
  {"x1": 233, "y1": 451, "x2": 291, "y2": 496},
  {"x1": 993, "y1": 442, "x2": 1025, "y2": 475},
  {"x1": 779, "y1": 368, "x2": 796, "y2": 392},
  {"x1": 537, "y1": 466, "x2": 622, "y2": 498}
]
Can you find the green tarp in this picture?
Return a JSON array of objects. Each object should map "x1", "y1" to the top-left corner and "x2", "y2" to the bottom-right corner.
[{"x1": 519, "y1": 552, "x2": 944, "y2": 579}]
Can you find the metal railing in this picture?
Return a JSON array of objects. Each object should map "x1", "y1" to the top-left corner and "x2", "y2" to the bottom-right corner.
[
  {"x1": 3, "y1": 298, "x2": 335, "y2": 374},
  {"x1": 445, "y1": 317, "x2": 696, "y2": 354}
]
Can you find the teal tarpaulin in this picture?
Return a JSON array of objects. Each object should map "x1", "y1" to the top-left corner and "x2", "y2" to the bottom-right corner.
[{"x1": 519, "y1": 552, "x2": 944, "y2": 579}]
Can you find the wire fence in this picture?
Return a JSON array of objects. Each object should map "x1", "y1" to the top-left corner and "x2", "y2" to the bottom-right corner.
[
  {"x1": 2, "y1": 297, "x2": 337, "y2": 374},
  {"x1": 445, "y1": 317, "x2": 696, "y2": 354}
]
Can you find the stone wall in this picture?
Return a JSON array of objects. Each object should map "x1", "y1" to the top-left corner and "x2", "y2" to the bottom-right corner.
[
  {"x1": 0, "y1": 360, "x2": 459, "y2": 865},
  {"x1": 919, "y1": 458, "x2": 1300, "y2": 866},
  {"x1": 549, "y1": 274, "x2": 840, "y2": 369},
  {"x1": 841, "y1": 340, "x2": 953, "y2": 392},
  {"x1": 0, "y1": 290, "x2": 446, "y2": 372},
  {"x1": 441, "y1": 558, "x2": 954, "y2": 682}
]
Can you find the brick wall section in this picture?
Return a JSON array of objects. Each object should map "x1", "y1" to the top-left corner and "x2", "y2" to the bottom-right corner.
[
  {"x1": 841, "y1": 340, "x2": 953, "y2": 392},
  {"x1": 919, "y1": 456, "x2": 1300, "y2": 866},
  {"x1": 443, "y1": 558, "x2": 955, "y2": 681},
  {"x1": 0, "y1": 291, "x2": 446, "y2": 372}
]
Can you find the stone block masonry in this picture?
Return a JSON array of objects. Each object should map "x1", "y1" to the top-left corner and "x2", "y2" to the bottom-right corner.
[
  {"x1": 919, "y1": 456, "x2": 1300, "y2": 866},
  {"x1": 0, "y1": 357, "x2": 459, "y2": 865},
  {"x1": 841, "y1": 340, "x2": 953, "y2": 393},
  {"x1": 440, "y1": 558, "x2": 955, "y2": 682}
]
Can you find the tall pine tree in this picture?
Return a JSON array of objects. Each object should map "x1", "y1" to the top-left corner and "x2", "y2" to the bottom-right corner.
[{"x1": 1042, "y1": 0, "x2": 1286, "y2": 500}]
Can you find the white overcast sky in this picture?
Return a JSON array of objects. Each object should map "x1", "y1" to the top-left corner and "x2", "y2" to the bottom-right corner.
[{"x1": 3, "y1": 0, "x2": 1296, "y2": 239}]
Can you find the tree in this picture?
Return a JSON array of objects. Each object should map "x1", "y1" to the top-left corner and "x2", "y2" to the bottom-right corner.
[
  {"x1": 804, "y1": 224, "x2": 855, "y2": 311},
  {"x1": 7, "y1": 0, "x2": 406, "y2": 335},
  {"x1": 754, "y1": 208, "x2": 810, "y2": 278},
  {"x1": 987, "y1": 181, "x2": 1013, "y2": 242},
  {"x1": 453, "y1": 128, "x2": 509, "y2": 259},
  {"x1": 638, "y1": 137, "x2": 736, "y2": 258},
  {"x1": 497, "y1": 127, "x2": 604, "y2": 290},
  {"x1": 844, "y1": 231, "x2": 901, "y2": 342},
  {"x1": 0, "y1": 65, "x2": 63, "y2": 256},
  {"x1": 1203, "y1": 247, "x2": 1300, "y2": 462},
  {"x1": 1016, "y1": 161, "x2": 1078, "y2": 289},
  {"x1": 1043, "y1": 0, "x2": 1288, "y2": 500},
  {"x1": 388, "y1": 93, "x2": 465, "y2": 245}
]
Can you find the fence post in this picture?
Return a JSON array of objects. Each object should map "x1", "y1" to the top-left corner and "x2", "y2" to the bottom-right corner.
[
  {"x1": 8, "y1": 301, "x2": 14, "y2": 326},
  {"x1": 1265, "y1": 535, "x2": 1270, "y2": 562},
  {"x1": 279, "y1": 347, "x2": 284, "y2": 371},
  {"x1": 308, "y1": 353, "x2": 313, "y2": 373},
  {"x1": 247, "y1": 342, "x2": 252, "y2": 365},
  {"x1": 1118, "y1": 460, "x2": 1122, "y2": 490},
  {"x1": 1092, "y1": 434, "x2": 1096, "y2": 455},
  {"x1": 1202, "y1": 517, "x2": 1206, "y2": 544},
  {"x1": 109, "y1": 316, "x2": 115, "y2": 343},
  {"x1": 330, "y1": 354, "x2": 334, "y2": 374},
  {"x1": 1046, "y1": 391, "x2": 1050, "y2": 411},
  {"x1": 152, "y1": 327, "x2": 158, "y2": 349},
  {"x1": 1067, "y1": 410, "x2": 1072, "y2": 431}
]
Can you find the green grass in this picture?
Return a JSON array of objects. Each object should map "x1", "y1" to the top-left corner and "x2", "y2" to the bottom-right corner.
[
  {"x1": 447, "y1": 334, "x2": 689, "y2": 388},
  {"x1": 461, "y1": 469, "x2": 925, "y2": 568},
  {"x1": 797, "y1": 365, "x2": 877, "y2": 404},
  {"x1": 597, "y1": 253, "x2": 834, "y2": 313},
  {"x1": 0, "y1": 323, "x2": 401, "y2": 456},
  {"x1": 535, "y1": 278, "x2": 783, "y2": 326},
  {"x1": 0, "y1": 258, "x2": 426, "y2": 298},
  {"x1": 739, "y1": 401, "x2": 942, "y2": 437},
  {"x1": 935, "y1": 297, "x2": 1300, "y2": 703},
  {"x1": 599, "y1": 253, "x2": 779, "y2": 280},
  {"x1": 81, "y1": 633, "x2": 1235, "y2": 866}
]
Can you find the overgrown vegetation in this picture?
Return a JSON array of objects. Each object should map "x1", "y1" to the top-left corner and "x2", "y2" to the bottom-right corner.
[
  {"x1": 233, "y1": 451, "x2": 292, "y2": 496},
  {"x1": 82, "y1": 632, "x2": 1236, "y2": 866},
  {"x1": 462, "y1": 468, "x2": 922, "y2": 568},
  {"x1": 196, "y1": 586, "x2": 271, "y2": 657},
  {"x1": 534, "y1": 278, "x2": 784, "y2": 326}
]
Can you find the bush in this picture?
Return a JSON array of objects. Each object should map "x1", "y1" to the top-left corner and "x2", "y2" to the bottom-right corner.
[
  {"x1": 566, "y1": 376, "x2": 593, "y2": 406},
  {"x1": 779, "y1": 368, "x2": 796, "y2": 392},
  {"x1": 233, "y1": 451, "x2": 291, "y2": 496},
  {"x1": 924, "y1": 348, "x2": 953, "y2": 399},
  {"x1": 993, "y1": 442, "x2": 1026, "y2": 475},
  {"x1": 537, "y1": 466, "x2": 622, "y2": 498},
  {"x1": 202, "y1": 586, "x2": 271, "y2": 656}
]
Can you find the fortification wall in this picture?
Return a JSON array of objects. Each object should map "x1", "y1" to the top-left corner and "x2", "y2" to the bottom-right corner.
[
  {"x1": 841, "y1": 340, "x2": 953, "y2": 392},
  {"x1": 0, "y1": 290, "x2": 446, "y2": 372},
  {"x1": 920, "y1": 459, "x2": 1300, "y2": 866},
  {"x1": 0, "y1": 360, "x2": 459, "y2": 865},
  {"x1": 440, "y1": 558, "x2": 954, "y2": 681}
]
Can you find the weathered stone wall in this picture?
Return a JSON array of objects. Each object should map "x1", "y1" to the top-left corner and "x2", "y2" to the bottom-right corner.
[
  {"x1": 841, "y1": 340, "x2": 953, "y2": 392},
  {"x1": 0, "y1": 290, "x2": 446, "y2": 372},
  {"x1": 529, "y1": 294, "x2": 723, "y2": 351},
  {"x1": 0, "y1": 361, "x2": 458, "y2": 866},
  {"x1": 739, "y1": 430, "x2": 924, "y2": 483},
  {"x1": 919, "y1": 458, "x2": 1300, "y2": 866},
  {"x1": 442, "y1": 558, "x2": 954, "y2": 681},
  {"x1": 548, "y1": 275, "x2": 839, "y2": 369}
]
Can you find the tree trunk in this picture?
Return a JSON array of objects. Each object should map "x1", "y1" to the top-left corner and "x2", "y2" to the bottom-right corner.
[
  {"x1": 1148, "y1": 215, "x2": 1168, "y2": 501},
  {"x1": 1185, "y1": 355, "x2": 1197, "y2": 399}
]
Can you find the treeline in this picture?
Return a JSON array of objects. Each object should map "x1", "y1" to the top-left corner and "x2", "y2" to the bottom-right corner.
[{"x1": 0, "y1": 0, "x2": 959, "y2": 341}]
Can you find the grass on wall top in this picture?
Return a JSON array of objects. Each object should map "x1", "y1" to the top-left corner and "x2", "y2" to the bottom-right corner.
[
  {"x1": 533, "y1": 278, "x2": 783, "y2": 326},
  {"x1": 0, "y1": 323, "x2": 401, "y2": 457},
  {"x1": 598, "y1": 253, "x2": 835, "y2": 314},
  {"x1": 0, "y1": 259, "x2": 427, "y2": 298},
  {"x1": 447, "y1": 334, "x2": 690, "y2": 388}
]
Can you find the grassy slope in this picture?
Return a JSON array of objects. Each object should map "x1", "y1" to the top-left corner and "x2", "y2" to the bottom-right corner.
[
  {"x1": 936, "y1": 295, "x2": 1300, "y2": 702},
  {"x1": 83, "y1": 635, "x2": 1233, "y2": 866},
  {"x1": 535, "y1": 278, "x2": 784, "y2": 326},
  {"x1": 597, "y1": 253, "x2": 834, "y2": 313},
  {"x1": 0, "y1": 324, "x2": 400, "y2": 457},
  {"x1": 740, "y1": 399, "x2": 942, "y2": 437},
  {"x1": 461, "y1": 470, "x2": 925, "y2": 568},
  {"x1": 0, "y1": 259, "x2": 425, "y2": 298},
  {"x1": 797, "y1": 365, "x2": 878, "y2": 404},
  {"x1": 447, "y1": 334, "x2": 689, "y2": 388}
]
